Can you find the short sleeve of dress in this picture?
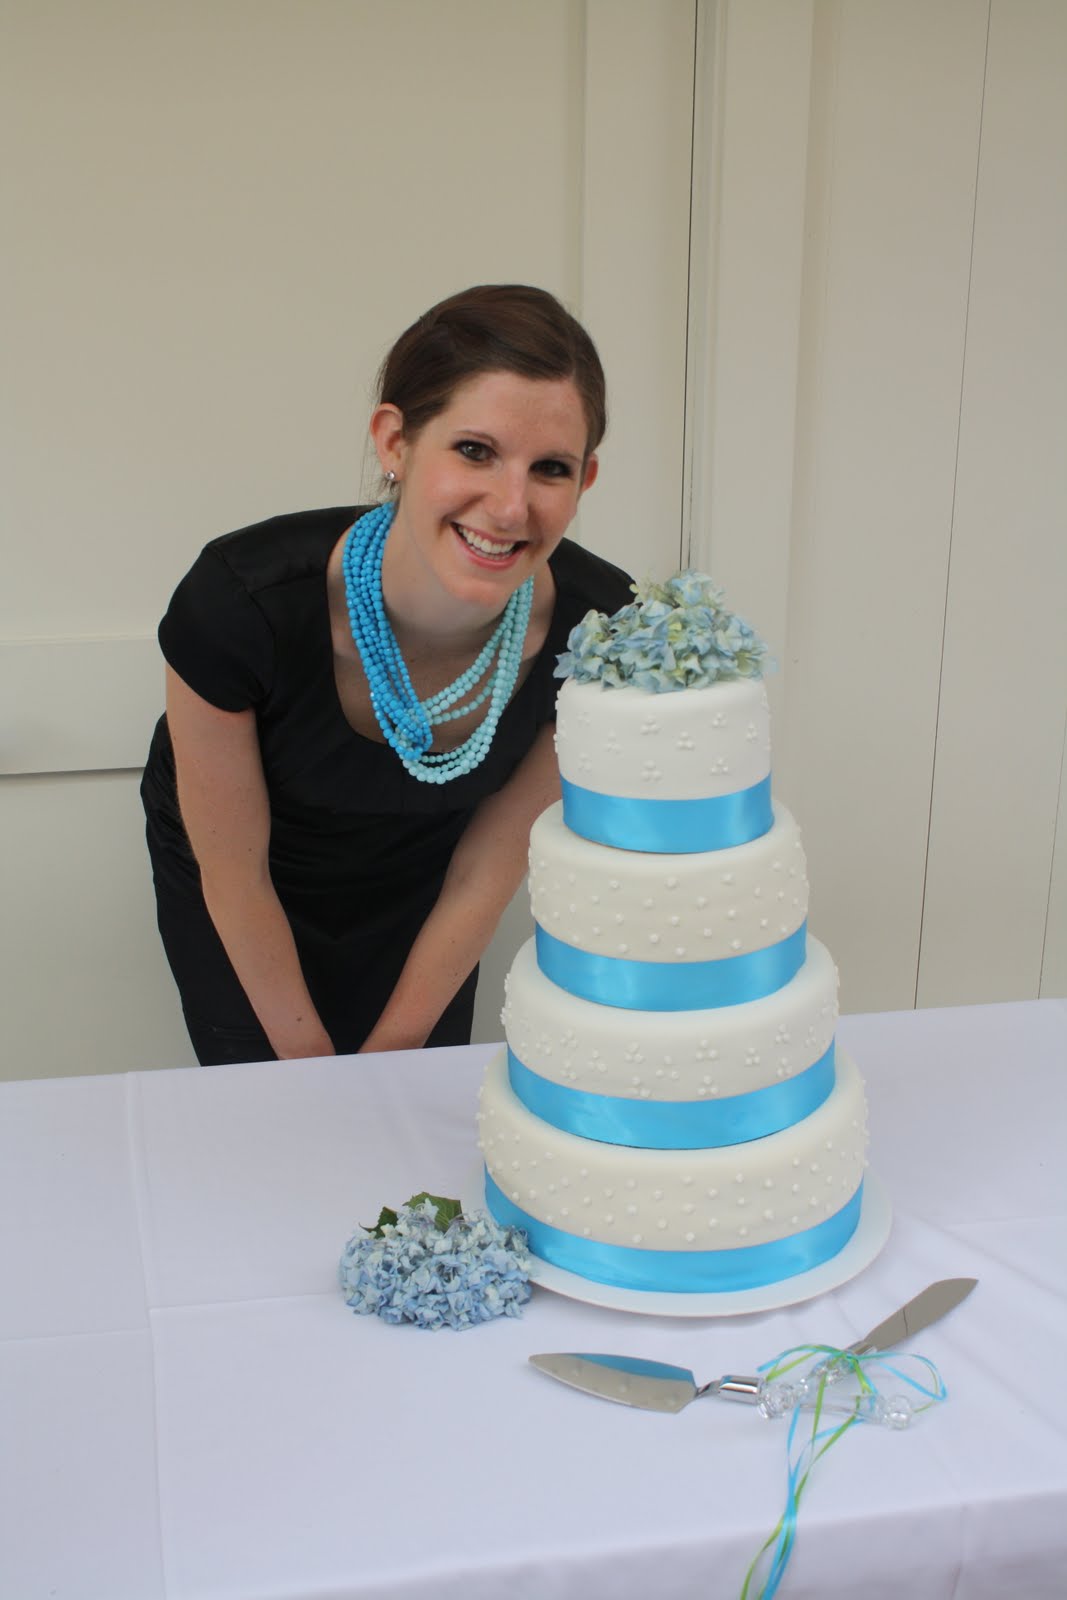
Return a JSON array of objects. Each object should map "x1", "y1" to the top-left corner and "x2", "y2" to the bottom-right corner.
[{"x1": 158, "y1": 545, "x2": 275, "y2": 711}]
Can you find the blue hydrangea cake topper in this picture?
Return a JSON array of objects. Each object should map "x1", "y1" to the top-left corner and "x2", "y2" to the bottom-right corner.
[
  {"x1": 555, "y1": 570, "x2": 769, "y2": 692},
  {"x1": 339, "y1": 1193, "x2": 532, "y2": 1331}
]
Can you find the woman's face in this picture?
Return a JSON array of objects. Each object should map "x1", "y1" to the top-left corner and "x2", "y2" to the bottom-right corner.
[{"x1": 372, "y1": 369, "x2": 598, "y2": 615}]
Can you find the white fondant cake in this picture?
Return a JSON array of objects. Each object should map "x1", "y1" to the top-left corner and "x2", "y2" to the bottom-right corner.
[
  {"x1": 479, "y1": 1048, "x2": 866, "y2": 1252},
  {"x1": 501, "y1": 935, "x2": 839, "y2": 1105},
  {"x1": 555, "y1": 675, "x2": 771, "y2": 801},
  {"x1": 528, "y1": 801, "x2": 806, "y2": 966},
  {"x1": 477, "y1": 585, "x2": 869, "y2": 1295}
]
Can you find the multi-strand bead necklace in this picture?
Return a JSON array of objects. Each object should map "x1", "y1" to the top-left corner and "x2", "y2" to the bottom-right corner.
[{"x1": 342, "y1": 501, "x2": 534, "y2": 784}]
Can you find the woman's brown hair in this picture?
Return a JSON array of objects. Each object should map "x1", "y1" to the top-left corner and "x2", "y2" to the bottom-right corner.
[{"x1": 377, "y1": 284, "x2": 607, "y2": 459}]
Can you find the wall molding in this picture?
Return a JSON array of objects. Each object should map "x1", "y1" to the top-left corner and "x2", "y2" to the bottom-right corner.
[{"x1": 0, "y1": 637, "x2": 162, "y2": 775}]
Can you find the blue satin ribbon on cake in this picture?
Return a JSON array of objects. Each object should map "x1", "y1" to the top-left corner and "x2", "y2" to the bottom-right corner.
[
  {"x1": 535, "y1": 921, "x2": 806, "y2": 1011},
  {"x1": 484, "y1": 1171, "x2": 864, "y2": 1293},
  {"x1": 561, "y1": 774, "x2": 773, "y2": 853},
  {"x1": 506, "y1": 1042, "x2": 835, "y2": 1149}
]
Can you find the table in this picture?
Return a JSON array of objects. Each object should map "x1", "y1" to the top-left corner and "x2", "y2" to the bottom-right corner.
[{"x1": 2, "y1": 1000, "x2": 1065, "y2": 1599}]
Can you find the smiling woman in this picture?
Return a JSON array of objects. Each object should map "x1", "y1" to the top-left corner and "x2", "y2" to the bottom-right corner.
[{"x1": 140, "y1": 286, "x2": 633, "y2": 1066}]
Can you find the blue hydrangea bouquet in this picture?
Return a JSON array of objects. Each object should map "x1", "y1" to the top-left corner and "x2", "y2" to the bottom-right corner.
[
  {"x1": 339, "y1": 1193, "x2": 532, "y2": 1331},
  {"x1": 555, "y1": 571, "x2": 769, "y2": 692}
]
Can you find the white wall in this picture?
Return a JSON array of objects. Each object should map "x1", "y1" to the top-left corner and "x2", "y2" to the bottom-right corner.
[
  {"x1": 2, "y1": 1, "x2": 1063, "y2": 1082},
  {"x1": 0, "y1": 0, "x2": 694, "y2": 1078},
  {"x1": 689, "y1": 0, "x2": 1066, "y2": 1012}
]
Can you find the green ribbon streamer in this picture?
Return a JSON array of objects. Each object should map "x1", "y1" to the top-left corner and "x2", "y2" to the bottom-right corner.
[{"x1": 739, "y1": 1346, "x2": 948, "y2": 1600}]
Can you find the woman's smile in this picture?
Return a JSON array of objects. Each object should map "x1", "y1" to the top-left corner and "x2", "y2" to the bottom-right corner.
[{"x1": 452, "y1": 521, "x2": 525, "y2": 564}]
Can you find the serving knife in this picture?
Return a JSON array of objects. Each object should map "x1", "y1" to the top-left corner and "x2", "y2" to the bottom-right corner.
[{"x1": 529, "y1": 1276, "x2": 977, "y2": 1418}]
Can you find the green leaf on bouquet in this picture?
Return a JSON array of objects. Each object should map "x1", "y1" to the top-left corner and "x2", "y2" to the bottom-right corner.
[
  {"x1": 363, "y1": 1205, "x2": 399, "y2": 1239},
  {"x1": 405, "y1": 1193, "x2": 463, "y2": 1231}
]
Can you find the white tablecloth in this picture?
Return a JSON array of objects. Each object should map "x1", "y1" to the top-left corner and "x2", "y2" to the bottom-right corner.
[{"x1": 2, "y1": 1000, "x2": 1065, "y2": 1599}]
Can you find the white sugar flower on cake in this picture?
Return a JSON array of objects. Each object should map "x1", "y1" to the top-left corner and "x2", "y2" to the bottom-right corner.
[{"x1": 555, "y1": 571, "x2": 769, "y2": 692}]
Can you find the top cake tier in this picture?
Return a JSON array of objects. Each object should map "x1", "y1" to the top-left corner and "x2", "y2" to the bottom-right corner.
[{"x1": 554, "y1": 677, "x2": 773, "y2": 853}]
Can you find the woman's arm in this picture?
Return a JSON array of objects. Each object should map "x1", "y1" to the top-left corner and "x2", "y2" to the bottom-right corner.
[
  {"x1": 358, "y1": 722, "x2": 561, "y2": 1053},
  {"x1": 165, "y1": 666, "x2": 335, "y2": 1059}
]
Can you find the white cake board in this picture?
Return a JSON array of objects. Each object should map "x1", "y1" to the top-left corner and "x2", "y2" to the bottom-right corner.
[{"x1": 461, "y1": 1166, "x2": 891, "y2": 1320}]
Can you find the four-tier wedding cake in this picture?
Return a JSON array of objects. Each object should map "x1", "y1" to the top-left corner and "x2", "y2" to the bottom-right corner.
[{"x1": 476, "y1": 575, "x2": 868, "y2": 1295}]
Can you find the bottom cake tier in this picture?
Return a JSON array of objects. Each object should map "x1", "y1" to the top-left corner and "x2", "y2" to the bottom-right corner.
[{"x1": 477, "y1": 1048, "x2": 868, "y2": 1293}]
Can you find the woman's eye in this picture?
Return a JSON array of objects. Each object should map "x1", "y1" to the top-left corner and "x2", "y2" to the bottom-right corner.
[
  {"x1": 536, "y1": 458, "x2": 573, "y2": 479},
  {"x1": 456, "y1": 440, "x2": 492, "y2": 462}
]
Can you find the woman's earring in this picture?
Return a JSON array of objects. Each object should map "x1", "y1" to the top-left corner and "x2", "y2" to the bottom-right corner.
[{"x1": 385, "y1": 469, "x2": 397, "y2": 491}]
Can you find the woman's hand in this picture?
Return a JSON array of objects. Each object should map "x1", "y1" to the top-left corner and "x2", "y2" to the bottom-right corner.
[
  {"x1": 165, "y1": 666, "x2": 335, "y2": 1059},
  {"x1": 358, "y1": 722, "x2": 561, "y2": 1054}
]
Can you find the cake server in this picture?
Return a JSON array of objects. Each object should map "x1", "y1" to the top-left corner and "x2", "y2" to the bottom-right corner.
[{"x1": 529, "y1": 1276, "x2": 977, "y2": 1418}]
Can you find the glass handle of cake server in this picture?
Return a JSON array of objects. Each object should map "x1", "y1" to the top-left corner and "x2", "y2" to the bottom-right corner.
[{"x1": 714, "y1": 1375, "x2": 914, "y2": 1428}]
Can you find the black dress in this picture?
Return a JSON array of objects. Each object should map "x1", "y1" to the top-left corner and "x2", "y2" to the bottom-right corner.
[{"x1": 141, "y1": 506, "x2": 633, "y2": 1064}]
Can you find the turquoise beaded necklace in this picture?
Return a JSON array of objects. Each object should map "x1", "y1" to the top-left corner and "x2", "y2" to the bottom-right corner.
[{"x1": 342, "y1": 501, "x2": 534, "y2": 784}]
